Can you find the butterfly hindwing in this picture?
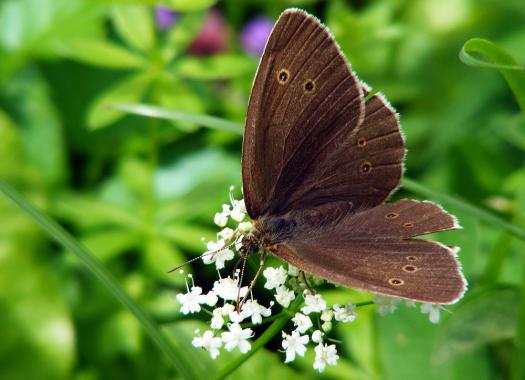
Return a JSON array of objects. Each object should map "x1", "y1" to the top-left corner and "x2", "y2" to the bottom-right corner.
[{"x1": 271, "y1": 199, "x2": 466, "y2": 304}]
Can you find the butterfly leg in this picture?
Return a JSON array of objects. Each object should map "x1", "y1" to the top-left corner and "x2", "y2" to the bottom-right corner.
[
  {"x1": 300, "y1": 270, "x2": 315, "y2": 294},
  {"x1": 238, "y1": 251, "x2": 267, "y2": 311}
]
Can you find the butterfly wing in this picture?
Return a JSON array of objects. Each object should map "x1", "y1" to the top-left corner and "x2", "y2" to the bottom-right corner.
[
  {"x1": 272, "y1": 200, "x2": 466, "y2": 304},
  {"x1": 274, "y1": 87, "x2": 405, "y2": 214},
  {"x1": 242, "y1": 9, "x2": 364, "y2": 219}
]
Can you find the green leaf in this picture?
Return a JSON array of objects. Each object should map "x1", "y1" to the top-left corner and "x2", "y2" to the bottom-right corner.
[
  {"x1": 143, "y1": 238, "x2": 185, "y2": 285},
  {"x1": 79, "y1": 228, "x2": 139, "y2": 262},
  {"x1": 112, "y1": 5, "x2": 155, "y2": 53},
  {"x1": 165, "y1": 0, "x2": 218, "y2": 12},
  {"x1": 57, "y1": 38, "x2": 146, "y2": 69},
  {"x1": 379, "y1": 304, "x2": 492, "y2": 380},
  {"x1": 159, "y1": 224, "x2": 216, "y2": 252},
  {"x1": 174, "y1": 54, "x2": 256, "y2": 80},
  {"x1": 433, "y1": 287, "x2": 520, "y2": 364},
  {"x1": 88, "y1": 72, "x2": 153, "y2": 129},
  {"x1": 403, "y1": 178, "x2": 525, "y2": 241},
  {"x1": 112, "y1": 103, "x2": 244, "y2": 134},
  {"x1": 151, "y1": 76, "x2": 205, "y2": 131},
  {"x1": 514, "y1": 253, "x2": 525, "y2": 380},
  {"x1": 0, "y1": 110, "x2": 24, "y2": 181},
  {"x1": 0, "y1": 179, "x2": 205, "y2": 380},
  {"x1": 163, "y1": 11, "x2": 205, "y2": 61},
  {"x1": 7, "y1": 70, "x2": 67, "y2": 185},
  {"x1": 460, "y1": 38, "x2": 525, "y2": 113},
  {"x1": 0, "y1": 228, "x2": 75, "y2": 379},
  {"x1": 51, "y1": 193, "x2": 143, "y2": 230},
  {"x1": 0, "y1": 0, "x2": 104, "y2": 80}
]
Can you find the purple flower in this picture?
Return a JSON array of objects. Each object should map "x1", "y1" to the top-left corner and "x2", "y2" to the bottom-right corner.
[
  {"x1": 240, "y1": 16, "x2": 274, "y2": 57},
  {"x1": 188, "y1": 9, "x2": 229, "y2": 56},
  {"x1": 155, "y1": 6, "x2": 177, "y2": 31}
]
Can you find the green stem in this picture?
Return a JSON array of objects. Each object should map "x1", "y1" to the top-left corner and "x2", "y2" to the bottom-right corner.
[
  {"x1": 355, "y1": 300, "x2": 375, "y2": 307},
  {"x1": 403, "y1": 178, "x2": 525, "y2": 241},
  {"x1": 0, "y1": 179, "x2": 204, "y2": 380},
  {"x1": 212, "y1": 297, "x2": 304, "y2": 380}
]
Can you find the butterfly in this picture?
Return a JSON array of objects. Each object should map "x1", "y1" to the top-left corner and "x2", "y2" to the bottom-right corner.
[{"x1": 238, "y1": 9, "x2": 466, "y2": 304}]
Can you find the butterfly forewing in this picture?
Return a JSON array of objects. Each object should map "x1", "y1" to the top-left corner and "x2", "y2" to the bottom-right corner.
[
  {"x1": 242, "y1": 9, "x2": 364, "y2": 218},
  {"x1": 277, "y1": 88, "x2": 405, "y2": 212}
]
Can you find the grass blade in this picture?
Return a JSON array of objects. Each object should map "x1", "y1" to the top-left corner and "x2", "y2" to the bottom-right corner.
[
  {"x1": 460, "y1": 38, "x2": 525, "y2": 113},
  {"x1": 403, "y1": 178, "x2": 525, "y2": 241},
  {"x1": 113, "y1": 103, "x2": 244, "y2": 134},
  {"x1": 0, "y1": 179, "x2": 204, "y2": 380}
]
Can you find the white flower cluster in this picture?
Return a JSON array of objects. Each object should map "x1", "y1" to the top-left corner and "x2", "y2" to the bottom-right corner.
[
  {"x1": 271, "y1": 268, "x2": 345, "y2": 372},
  {"x1": 374, "y1": 295, "x2": 443, "y2": 323},
  {"x1": 177, "y1": 270, "x2": 267, "y2": 358},
  {"x1": 174, "y1": 187, "x2": 445, "y2": 372}
]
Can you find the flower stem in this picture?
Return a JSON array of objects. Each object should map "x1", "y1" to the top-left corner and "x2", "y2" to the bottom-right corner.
[
  {"x1": 212, "y1": 297, "x2": 304, "y2": 380},
  {"x1": 355, "y1": 300, "x2": 374, "y2": 307}
]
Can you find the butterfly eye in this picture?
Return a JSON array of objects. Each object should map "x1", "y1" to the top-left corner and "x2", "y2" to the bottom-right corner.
[
  {"x1": 359, "y1": 161, "x2": 372, "y2": 174},
  {"x1": 403, "y1": 222, "x2": 414, "y2": 228},
  {"x1": 385, "y1": 212, "x2": 399, "y2": 219},
  {"x1": 357, "y1": 138, "x2": 367, "y2": 147},
  {"x1": 403, "y1": 265, "x2": 418, "y2": 273},
  {"x1": 304, "y1": 80, "x2": 315, "y2": 93},
  {"x1": 406, "y1": 256, "x2": 418, "y2": 261},
  {"x1": 277, "y1": 69, "x2": 290, "y2": 84},
  {"x1": 388, "y1": 278, "x2": 404, "y2": 286}
]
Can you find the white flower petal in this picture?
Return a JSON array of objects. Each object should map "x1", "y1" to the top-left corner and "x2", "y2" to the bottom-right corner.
[
  {"x1": 263, "y1": 266, "x2": 288, "y2": 289},
  {"x1": 420, "y1": 303, "x2": 441, "y2": 324},
  {"x1": 374, "y1": 295, "x2": 400, "y2": 316},
  {"x1": 238, "y1": 221, "x2": 253, "y2": 232},
  {"x1": 213, "y1": 277, "x2": 248, "y2": 301},
  {"x1": 281, "y1": 331, "x2": 309, "y2": 363},
  {"x1": 275, "y1": 286, "x2": 295, "y2": 308},
  {"x1": 218, "y1": 227, "x2": 235, "y2": 241},
  {"x1": 292, "y1": 312, "x2": 313, "y2": 334},
  {"x1": 313, "y1": 343, "x2": 339, "y2": 373},
  {"x1": 312, "y1": 330, "x2": 324, "y2": 343},
  {"x1": 221, "y1": 323, "x2": 253, "y2": 353},
  {"x1": 301, "y1": 292, "x2": 327, "y2": 314}
]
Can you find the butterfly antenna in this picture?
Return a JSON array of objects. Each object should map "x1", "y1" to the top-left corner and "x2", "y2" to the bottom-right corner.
[
  {"x1": 235, "y1": 257, "x2": 248, "y2": 312},
  {"x1": 167, "y1": 242, "x2": 235, "y2": 273},
  {"x1": 238, "y1": 251, "x2": 267, "y2": 310}
]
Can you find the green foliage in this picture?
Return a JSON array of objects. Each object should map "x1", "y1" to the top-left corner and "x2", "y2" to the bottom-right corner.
[{"x1": 1, "y1": 0, "x2": 525, "y2": 379}]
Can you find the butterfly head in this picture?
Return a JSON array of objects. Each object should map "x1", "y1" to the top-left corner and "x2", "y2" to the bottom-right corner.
[{"x1": 238, "y1": 234, "x2": 261, "y2": 257}]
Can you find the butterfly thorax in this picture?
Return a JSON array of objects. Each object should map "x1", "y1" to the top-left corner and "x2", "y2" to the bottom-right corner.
[
  {"x1": 252, "y1": 203, "x2": 353, "y2": 247},
  {"x1": 238, "y1": 234, "x2": 261, "y2": 256},
  {"x1": 252, "y1": 214, "x2": 298, "y2": 247}
]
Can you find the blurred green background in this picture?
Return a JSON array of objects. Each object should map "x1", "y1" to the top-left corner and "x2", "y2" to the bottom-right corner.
[{"x1": 1, "y1": 0, "x2": 525, "y2": 379}]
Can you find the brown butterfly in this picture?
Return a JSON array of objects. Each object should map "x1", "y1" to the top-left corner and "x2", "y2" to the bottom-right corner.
[{"x1": 238, "y1": 9, "x2": 466, "y2": 304}]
